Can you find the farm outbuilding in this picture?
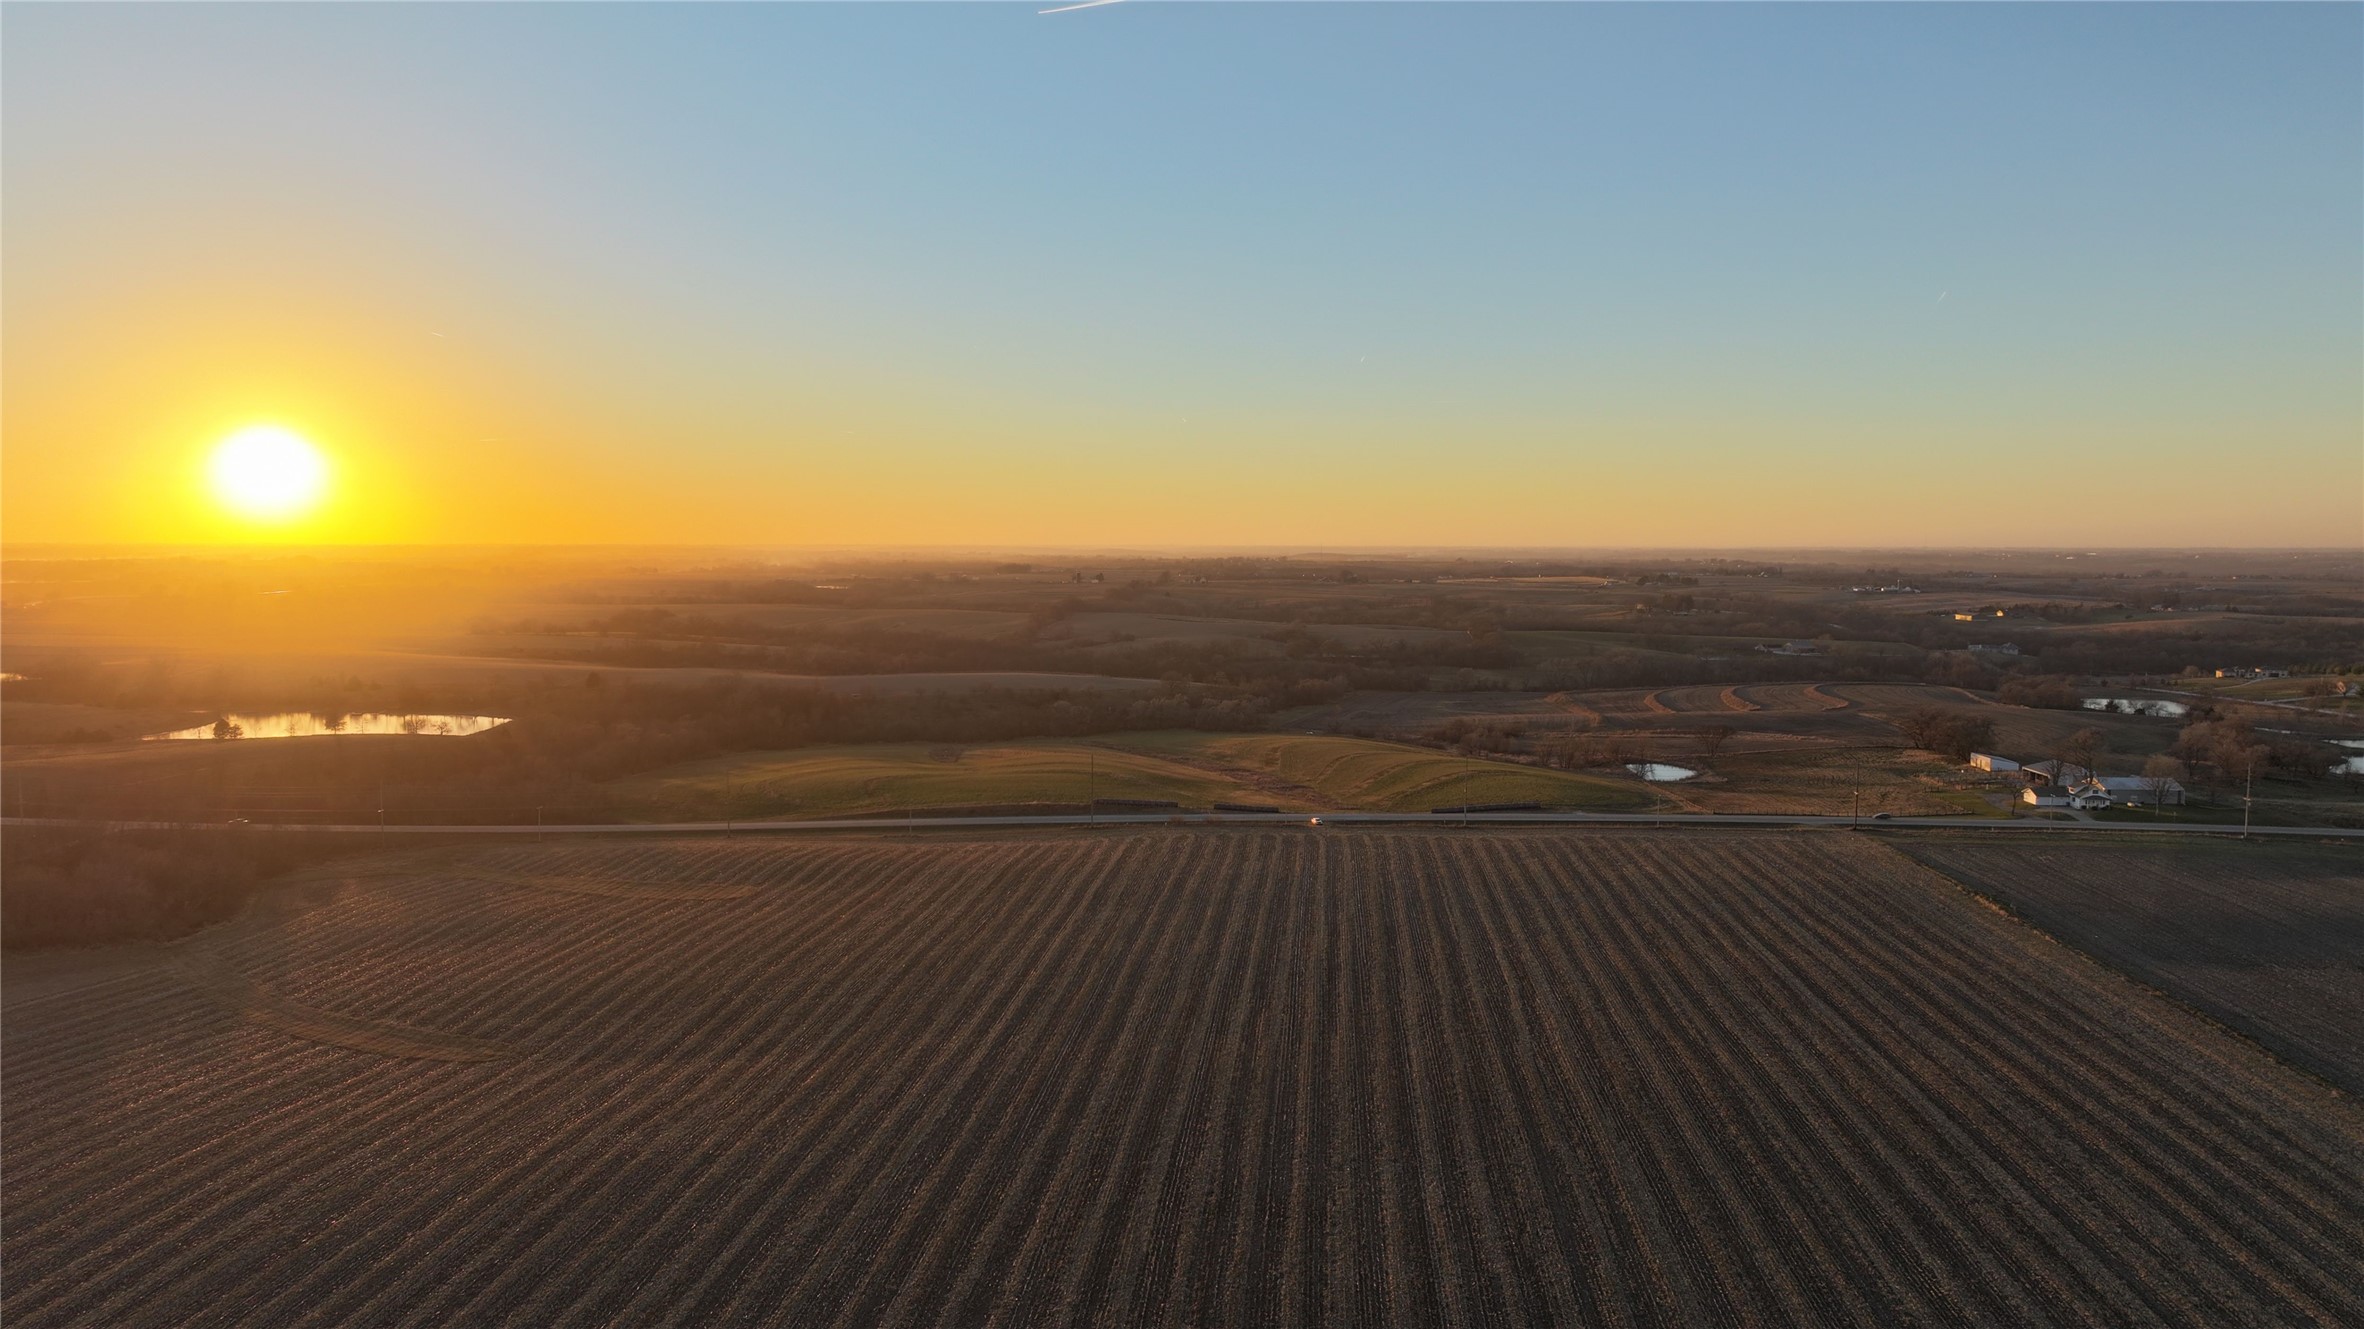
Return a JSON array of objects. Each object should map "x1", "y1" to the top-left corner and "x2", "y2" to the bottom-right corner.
[
  {"x1": 2023, "y1": 786, "x2": 2110, "y2": 811},
  {"x1": 1967, "y1": 753, "x2": 2020, "y2": 773},
  {"x1": 2021, "y1": 760, "x2": 2096, "y2": 787},
  {"x1": 2072, "y1": 776, "x2": 2186, "y2": 808}
]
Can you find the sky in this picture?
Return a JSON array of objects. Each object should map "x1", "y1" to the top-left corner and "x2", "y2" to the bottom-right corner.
[{"x1": 4, "y1": 2, "x2": 2358, "y2": 548}]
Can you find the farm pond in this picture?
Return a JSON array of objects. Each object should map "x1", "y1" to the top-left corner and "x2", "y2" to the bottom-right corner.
[
  {"x1": 1626, "y1": 762, "x2": 1699, "y2": 782},
  {"x1": 2083, "y1": 698, "x2": 2189, "y2": 718},
  {"x1": 2334, "y1": 739, "x2": 2364, "y2": 776},
  {"x1": 145, "y1": 712, "x2": 510, "y2": 741}
]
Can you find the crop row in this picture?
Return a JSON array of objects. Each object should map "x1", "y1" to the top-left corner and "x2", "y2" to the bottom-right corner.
[
  {"x1": 6, "y1": 830, "x2": 2361, "y2": 1327},
  {"x1": 1907, "y1": 840, "x2": 2364, "y2": 1096}
]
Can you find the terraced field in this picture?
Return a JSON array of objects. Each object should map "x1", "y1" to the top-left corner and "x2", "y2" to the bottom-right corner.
[
  {"x1": 7, "y1": 830, "x2": 2360, "y2": 1327},
  {"x1": 1907, "y1": 839, "x2": 2364, "y2": 1094},
  {"x1": 1637, "y1": 685, "x2": 1747, "y2": 714},
  {"x1": 1732, "y1": 682, "x2": 1853, "y2": 712}
]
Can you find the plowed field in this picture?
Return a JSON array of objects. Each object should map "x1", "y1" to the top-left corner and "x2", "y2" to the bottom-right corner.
[
  {"x1": 1908, "y1": 839, "x2": 2364, "y2": 1095},
  {"x1": 7, "y1": 831, "x2": 2361, "y2": 1327}
]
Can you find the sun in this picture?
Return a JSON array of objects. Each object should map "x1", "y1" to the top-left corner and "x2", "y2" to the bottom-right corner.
[{"x1": 208, "y1": 426, "x2": 329, "y2": 521}]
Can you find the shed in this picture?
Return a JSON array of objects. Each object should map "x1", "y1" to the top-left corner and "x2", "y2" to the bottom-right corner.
[{"x1": 2071, "y1": 776, "x2": 2185, "y2": 808}]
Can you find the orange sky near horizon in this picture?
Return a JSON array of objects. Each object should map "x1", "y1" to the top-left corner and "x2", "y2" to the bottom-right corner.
[{"x1": 5, "y1": 4, "x2": 2358, "y2": 551}]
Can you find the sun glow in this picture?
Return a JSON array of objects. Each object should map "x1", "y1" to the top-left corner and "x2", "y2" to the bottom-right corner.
[{"x1": 208, "y1": 426, "x2": 329, "y2": 521}]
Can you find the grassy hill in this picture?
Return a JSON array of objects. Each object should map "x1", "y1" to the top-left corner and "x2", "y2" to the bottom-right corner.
[{"x1": 614, "y1": 731, "x2": 1658, "y2": 819}]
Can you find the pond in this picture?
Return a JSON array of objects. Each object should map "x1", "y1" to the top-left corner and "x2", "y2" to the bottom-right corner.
[
  {"x1": 1627, "y1": 762, "x2": 1699, "y2": 782},
  {"x1": 2082, "y1": 698, "x2": 2188, "y2": 719},
  {"x1": 2334, "y1": 739, "x2": 2364, "y2": 776},
  {"x1": 145, "y1": 713, "x2": 510, "y2": 741}
]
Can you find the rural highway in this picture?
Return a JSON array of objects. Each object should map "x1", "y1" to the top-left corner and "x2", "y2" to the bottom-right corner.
[{"x1": 8, "y1": 811, "x2": 2359, "y2": 839}]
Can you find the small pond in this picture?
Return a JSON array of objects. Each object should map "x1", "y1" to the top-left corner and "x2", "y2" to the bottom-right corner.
[
  {"x1": 1627, "y1": 762, "x2": 1699, "y2": 782},
  {"x1": 146, "y1": 713, "x2": 510, "y2": 741},
  {"x1": 2082, "y1": 698, "x2": 2188, "y2": 719},
  {"x1": 2332, "y1": 739, "x2": 2364, "y2": 775}
]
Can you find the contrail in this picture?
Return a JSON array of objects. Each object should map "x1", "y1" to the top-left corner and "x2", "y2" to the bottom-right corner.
[{"x1": 1041, "y1": 0, "x2": 1124, "y2": 13}]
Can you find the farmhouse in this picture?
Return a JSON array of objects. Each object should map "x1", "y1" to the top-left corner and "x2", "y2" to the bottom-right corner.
[
  {"x1": 2070, "y1": 776, "x2": 2186, "y2": 808},
  {"x1": 1966, "y1": 753, "x2": 2020, "y2": 773}
]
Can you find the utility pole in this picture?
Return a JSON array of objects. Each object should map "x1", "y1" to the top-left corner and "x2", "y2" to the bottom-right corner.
[
  {"x1": 1088, "y1": 749, "x2": 1097, "y2": 825},
  {"x1": 2242, "y1": 766, "x2": 2255, "y2": 840}
]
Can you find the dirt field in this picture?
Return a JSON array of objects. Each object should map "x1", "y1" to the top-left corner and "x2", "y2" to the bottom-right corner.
[
  {"x1": 1906, "y1": 839, "x2": 2364, "y2": 1094},
  {"x1": 6, "y1": 830, "x2": 2360, "y2": 1327}
]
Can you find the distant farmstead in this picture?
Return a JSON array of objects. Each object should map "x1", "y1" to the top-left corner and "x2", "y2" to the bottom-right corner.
[
  {"x1": 2071, "y1": 776, "x2": 2186, "y2": 808},
  {"x1": 2022, "y1": 786, "x2": 2111, "y2": 811},
  {"x1": 1967, "y1": 643, "x2": 2021, "y2": 657},
  {"x1": 2020, "y1": 760, "x2": 2096, "y2": 787}
]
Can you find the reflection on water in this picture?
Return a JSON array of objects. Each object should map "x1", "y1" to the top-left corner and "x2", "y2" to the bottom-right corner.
[
  {"x1": 2082, "y1": 698, "x2": 2188, "y2": 718},
  {"x1": 1627, "y1": 762, "x2": 1699, "y2": 782},
  {"x1": 146, "y1": 713, "x2": 510, "y2": 741}
]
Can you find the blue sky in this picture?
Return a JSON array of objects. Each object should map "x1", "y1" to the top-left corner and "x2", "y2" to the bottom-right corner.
[{"x1": 6, "y1": 2, "x2": 2358, "y2": 545}]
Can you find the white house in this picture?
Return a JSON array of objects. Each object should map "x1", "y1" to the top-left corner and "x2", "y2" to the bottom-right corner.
[
  {"x1": 2070, "y1": 776, "x2": 2186, "y2": 808},
  {"x1": 1967, "y1": 753, "x2": 2020, "y2": 773}
]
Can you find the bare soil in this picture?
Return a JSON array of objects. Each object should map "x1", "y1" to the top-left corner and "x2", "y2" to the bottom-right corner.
[{"x1": 5, "y1": 830, "x2": 2359, "y2": 1327}]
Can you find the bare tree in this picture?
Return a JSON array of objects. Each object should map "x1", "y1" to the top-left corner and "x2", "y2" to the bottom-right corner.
[
  {"x1": 1695, "y1": 724, "x2": 1735, "y2": 764},
  {"x1": 2060, "y1": 728, "x2": 2105, "y2": 783},
  {"x1": 2138, "y1": 754, "x2": 2181, "y2": 817}
]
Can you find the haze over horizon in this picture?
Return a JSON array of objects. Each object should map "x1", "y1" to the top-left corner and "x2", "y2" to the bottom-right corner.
[{"x1": 6, "y1": 3, "x2": 2358, "y2": 549}]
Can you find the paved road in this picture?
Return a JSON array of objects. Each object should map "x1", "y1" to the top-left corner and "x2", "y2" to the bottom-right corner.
[{"x1": 7, "y1": 812, "x2": 2357, "y2": 839}]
